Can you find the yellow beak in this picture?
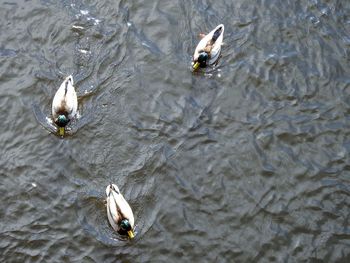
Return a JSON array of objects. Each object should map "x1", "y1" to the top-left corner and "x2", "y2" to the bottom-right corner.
[
  {"x1": 127, "y1": 230, "x2": 135, "y2": 239},
  {"x1": 192, "y1": 62, "x2": 200, "y2": 70},
  {"x1": 58, "y1": 127, "x2": 65, "y2": 136}
]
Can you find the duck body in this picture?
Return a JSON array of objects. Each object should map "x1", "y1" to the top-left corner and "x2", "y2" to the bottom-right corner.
[
  {"x1": 51, "y1": 75, "x2": 78, "y2": 135},
  {"x1": 192, "y1": 24, "x2": 224, "y2": 69},
  {"x1": 106, "y1": 184, "x2": 135, "y2": 239}
]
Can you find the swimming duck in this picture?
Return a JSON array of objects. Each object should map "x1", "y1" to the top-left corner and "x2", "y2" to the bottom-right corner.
[
  {"x1": 192, "y1": 24, "x2": 225, "y2": 70},
  {"x1": 106, "y1": 184, "x2": 135, "y2": 239},
  {"x1": 51, "y1": 75, "x2": 78, "y2": 136}
]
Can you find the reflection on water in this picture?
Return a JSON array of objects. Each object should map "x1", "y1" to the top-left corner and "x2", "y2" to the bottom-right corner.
[{"x1": 1, "y1": 0, "x2": 350, "y2": 262}]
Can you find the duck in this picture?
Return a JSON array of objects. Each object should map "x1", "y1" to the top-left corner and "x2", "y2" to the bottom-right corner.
[
  {"x1": 106, "y1": 184, "x2": 135, "y2": 239},
  {"x1": 192, "y1": 24, "x2": 225, "y2": 70},
  {"x1": 51, "y1": 75, "x2": 78, "y2": 136}
]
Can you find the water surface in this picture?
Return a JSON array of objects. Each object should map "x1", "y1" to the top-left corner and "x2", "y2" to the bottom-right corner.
[{"x1": 1, "y1": 0, "x2": 350, "y2": 262}]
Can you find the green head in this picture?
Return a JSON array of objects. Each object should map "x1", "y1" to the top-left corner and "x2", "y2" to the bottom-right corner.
[
  {"x1": 197, "y1": 51, "x2": 209, "y2": 67},
  {"x1": 56, "y1": 115, "x2": 69, "y2": 127},
  {"x1": 120, "y1": 219, "x2": 134, "y2": 239},
  {"x1": 120, "y1": 219, "x2": 132, "y2": 231}
]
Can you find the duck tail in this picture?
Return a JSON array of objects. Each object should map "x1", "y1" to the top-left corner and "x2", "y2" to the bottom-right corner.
[{"x1": 212, "y1": 26, "x2": 223, "y2": 42}]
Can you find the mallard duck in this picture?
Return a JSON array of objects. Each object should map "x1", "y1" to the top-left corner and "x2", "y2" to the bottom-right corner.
[
  {"x1": 192, "y1": 24, "x2": 225, "y2": 70},
  {"x1": 106, "y1": 184, "x2": 135, "y2": 239},
  {"x1": 51, "y1": 75, "x2": 78, "y2": 136}
]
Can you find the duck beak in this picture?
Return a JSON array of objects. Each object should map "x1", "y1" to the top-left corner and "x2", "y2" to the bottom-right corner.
[
  {"x1": 192, "y1": 62, "x2": 200, "y2": 70},
  {"x1": 127, "y1": 230, "x2": 135, "y2": 239},
  {"x1": 59, "y1": 127, "x2": 65, "y2": 136}
]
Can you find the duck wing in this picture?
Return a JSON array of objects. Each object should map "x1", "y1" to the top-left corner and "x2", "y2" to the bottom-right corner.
[
  {"x1": 110, "y1": 187, "x2": 135, "y2": 228},
  {"x1": 193, "y1": 33, "x2": 212, "y2": 61},
  {"x1": 208, "y1": 24, "x2": 224, "y2": 65},
  {"x1": 106, "y1": 191, "x2": 120, "y2": 232}
]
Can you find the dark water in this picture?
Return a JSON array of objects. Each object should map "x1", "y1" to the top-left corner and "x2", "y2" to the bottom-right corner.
[{"x1": 1, "y1": 0, "x2": 350, "y2": 262}]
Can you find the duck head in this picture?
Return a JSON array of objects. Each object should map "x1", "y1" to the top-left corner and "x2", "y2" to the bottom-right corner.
[
  {"x1": 120, "y1": 219, "x2": 134, "y2": 239},
  {"x1": 193, "y1": 51, "x2": 209, "y2": 70},
  {"x1": 55, "y1": 115, "x2": 69, "y2": 136}
]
